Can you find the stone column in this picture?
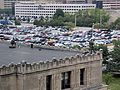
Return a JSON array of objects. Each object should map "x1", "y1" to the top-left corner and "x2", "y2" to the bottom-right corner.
[
  {"x1": 39, "y1": 75, "x2": 46, "y2": 90},
  {"x1": 52, "y1": 73, "x2": 61, "y2": 90},
  {"x1": 71, "y1": 70, "x2": 76, "y2": 89},
  {"x1": 86, "y1": 63, "x2": 92, "y2": 87},
  {"x1": 71, "y1": 69, "x2": 80, "y2": 90},
  {"x1": 75, "y1": 69, "x2": 80, "y2": 89}
]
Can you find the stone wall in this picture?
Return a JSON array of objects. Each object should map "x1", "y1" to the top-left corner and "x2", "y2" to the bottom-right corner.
[{"x1": 0, "y1": 52, "x2": 106, "y2": 90}]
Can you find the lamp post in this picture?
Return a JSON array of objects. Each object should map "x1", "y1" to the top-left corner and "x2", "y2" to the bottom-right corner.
[
  {"x1": 75, "y1": 14, "x2": 77, "y2": 27},
  {"x1": 95, "y1": 0, "x2": 103, "y2": 30},
  {"x1": 89, "y1": 23, "x2": 95, "y2": 54}
]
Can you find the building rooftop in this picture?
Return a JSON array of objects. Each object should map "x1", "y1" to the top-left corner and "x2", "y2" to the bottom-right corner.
[{"x1": 0, "y1": 42, "x2": 79, "y2": 66}]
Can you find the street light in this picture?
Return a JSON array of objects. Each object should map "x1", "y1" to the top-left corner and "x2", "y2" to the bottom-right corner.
[
  {"x1": 75, "y1": 14, "x2": 77, "y2": 27},
  {"x1": 89, "y1": 23, "x2": 95, "y2": 54}
]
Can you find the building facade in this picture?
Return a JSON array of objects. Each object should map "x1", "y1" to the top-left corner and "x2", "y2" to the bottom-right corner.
[
  {"x1": 1, "y1": 0, "x2": 120, "y2": 9},
  {"x1": 0, "y1": 52, "x2": 107, "y2": 90},
  {"x1": 65, "y1": 0, "x2": 85, "y2": 4},
  {"x1": 15, "y1": 2, "x2": 111, "y2": 18},
  {"x1": 0, "y1": 0, "x2": 56, "y2": 9},
  {"x1": 103, "y1": 1, "x2": 120, "y2": 9},
  {"x1": 2, "y1": 0, "x2": 33, "y2": 9},
  {"x1": 0, "y1": 0, "x2": 4, "y2": 9},
  {"x1": 92, "y1": 0, "x2": 120, "y2": 9}
]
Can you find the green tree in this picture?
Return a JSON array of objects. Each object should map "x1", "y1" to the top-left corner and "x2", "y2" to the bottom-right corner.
[
  {"x1": 95, "y1": 45, "x2": 109, "y2": 64},
  {"x1": 64, "y1": 22, "x2": 75, "y2": 29},
  {"x1": 38, "y1": 16, "x2": 45, "y2": 26},
  {"x1": 0, "y1": 9, "x2": 12, "y2": 15},
  {"x1": 103, "y1": 73, "x2": 113, "y2": 85},
  {"x1": 74, "y1": 9, "x2": 110, "y2": 27},
  {"x1": 72, "y1": 45, "x2": 81, "y2": 50},
  {"x1": 50, "y1": 16, "x2": 64, "y2": 26},
  {"x1": 33, "y1": 19, "x2": 39, "y2": 26},
  {"x1": 53, "y1": 9, "x2": 64, "y2": 19},
  {"x1": 110, "y1": 40, "x2": 120, "y2": 71},
  {"x1": 110, "y1": 18, "x2": 120, "y2": 30},
  {"x1": 64, "y1": 13, "x2": 74, "y2": 22},
  {"x1": 15, "y1": 19, "x2": 21, "y2": 25},
  {"x1": 44, "y1": 16, "x2": 49, "y2": 26}
]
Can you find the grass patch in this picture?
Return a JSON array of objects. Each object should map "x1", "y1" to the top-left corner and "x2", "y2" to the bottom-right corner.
[{"x1": 103, "y1": 73, "x2": 120, "y2": 90}]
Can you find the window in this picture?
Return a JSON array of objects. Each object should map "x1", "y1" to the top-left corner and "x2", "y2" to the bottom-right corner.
[
  {"x1": 46, "y1": 75, "x2": 52, "y2": 90},
  {"x1": 80, "y1": 68, "x2": 85, "y2": 85},
  {"x1": 61, "y1": 71, "x2": 71, "y2": 89}
]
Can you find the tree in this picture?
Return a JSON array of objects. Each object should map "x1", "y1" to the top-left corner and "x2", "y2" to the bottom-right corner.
[
  {"x1": 33, "y1": 19, "x2": 39, "y2": 26},
  {"x1": 94, "y1": 45, "x2": 109, "y2": 64},
  {"x1": 44, "y1": 16, "x2": 49, "y2": 25},
  {"x1": 110, "y1": 40, "x2": 120, "y2": 71},
  {"x1": 64, "y1": 13, "x2": 74, "y2": 22},
  {"x1": 0, "y1": 9, "x2": 12, "y2": 15},
  {"x1": 53, "y1": 9, "x2": 64, "y2": 19},
  {"x1": 38, "y1": 16, "x2": 45, "y2": 26},
  {"x1": 50, "y1": 16, "x2": 64, "y2": 26},
  {"x1": 15, "y1": 19, "x2": 21, "y2": 25},
  {"x1": 34, "y1": 9, "x2": 110, "y2": 28},
  {"x1": 110, "y1": 18, "x2": 120, "y2": 30},
  {"x1": 103, "y1": 73, "x2": 113, "y2": 85},
  {"x1": 64, "y1": 22, "x2": 75, "y2": 29},
  {"x1": 74, "y1": 9, "x2": 110, "y2": 27}
]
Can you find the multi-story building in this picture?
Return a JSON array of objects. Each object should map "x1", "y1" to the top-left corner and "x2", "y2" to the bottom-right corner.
[
  {"x1": 103, "y1": 1, "x2": 120, "y2": 9},
  {"x1": 2, "y1": 0, "x2": 33, "y2": 9},
  {"x1": 87, "y1": 0, "x2": 120, "y2": 9},
  {"x1": 0, "y1": 0, "x2": 4, "y2": 9},
  {"x1": 0, "y1": 0, "x2": 56, "y2": 9},
  {"x1": 15, "y1": 1, "x2": 111, "y2": 18},
  {"x1": 65, "y1": 0, "x2": 85, "y2": 4},
  {"x1": 1, "y1": 0, "x2": 120, "y2": 9}
]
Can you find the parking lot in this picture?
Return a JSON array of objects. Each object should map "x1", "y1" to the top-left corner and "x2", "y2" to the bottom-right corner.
[{"x1": 0, "y1": 25, "x2": 119, "y2": 49}]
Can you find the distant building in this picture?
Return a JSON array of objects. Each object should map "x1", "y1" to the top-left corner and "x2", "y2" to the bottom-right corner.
[
  {"x1": 87, "y1": 0, "x2": 120, "y2": 9},
  {"x1": 1, "y1": 0, "x2": 120, "y2": 9},
  {"x1": 0, "y1": 0, "x2": 56, "y2": 9},
  {"x1": 103, "y1": 1, "x2": 120, "y2": 9},
  {"x1": 65, "y1": 0, "x2": 85, "y2": 4},
  {"x1": 15, "y1": 2, "x2": 111, "y2": 18},
  {"x1": 0, "y1": 0, "x2": 4, "y2": 9},
  {"x1": 3, "y1": 0, "x2": 30, "y2": 9}
]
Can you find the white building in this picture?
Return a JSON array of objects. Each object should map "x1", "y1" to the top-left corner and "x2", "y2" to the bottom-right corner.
[
  {"x1": 0, "y1": 0, "x2": 4, "y2": 9},
  {"x1": 15, "y1": 2, "x2": 111, "y2": 18},
  {"x1": 0, "y1": 0, "x2": 56, "y2": 9}
]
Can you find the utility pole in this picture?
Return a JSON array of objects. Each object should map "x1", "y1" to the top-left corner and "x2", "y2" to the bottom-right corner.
[
  {"x1": 75, "y1": 14, "x2": 76, "y2": 27},
  {"x1": 99, "y1": 9, "x2": 101, "y2": 30}
]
